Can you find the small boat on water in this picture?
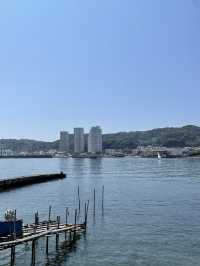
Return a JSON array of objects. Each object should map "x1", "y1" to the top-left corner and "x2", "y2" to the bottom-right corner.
[{"x1": 157, "y1": 152, "x2": 162, "y2": 160}]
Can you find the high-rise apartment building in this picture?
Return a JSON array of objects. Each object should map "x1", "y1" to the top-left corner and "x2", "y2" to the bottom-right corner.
[
  {"x1": 59, "y1": 131, "x2": 69, "y2": 152},
  {"x1": 74, "y1": 128, "x2": 85, "y2": 154},
  {"x1": 88, "y1": 126, "x2": 102, "y2": 153}
]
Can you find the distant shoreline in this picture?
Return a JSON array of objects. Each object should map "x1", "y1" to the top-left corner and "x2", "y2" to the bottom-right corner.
[
  {"x1": 0, "y1": 155, "x2": 53, "y2": 159},
  {"x1": 0, "y1": 155, "x2": 200, "y2": 159}
]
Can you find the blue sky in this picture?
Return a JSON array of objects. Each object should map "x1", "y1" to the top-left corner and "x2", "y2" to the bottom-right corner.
[{"x1": 0, "y1": 0, "x2": 199, "y2": 140}]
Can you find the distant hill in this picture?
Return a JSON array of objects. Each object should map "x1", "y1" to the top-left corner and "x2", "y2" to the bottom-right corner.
[
  {"x1": 103, "y1": 125, "x2": 200, "y2": 149},
  {"x1": 1, "y1": 125, "x2": 200, "y2": 152},
  {"x1": 0, "y1": 139, "x2": 59, "y2": 153}
]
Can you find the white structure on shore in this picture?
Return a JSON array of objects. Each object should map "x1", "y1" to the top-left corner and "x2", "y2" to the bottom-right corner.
[
  {"x1": 74, "y1": 128, "x2": 85, "y2": 153},
  {"x1": 59, "y1": 131, "x2": 69, "y2": 152},
  {"x1": 88, "y1": 126, "x2": 102, "y2": 153}
]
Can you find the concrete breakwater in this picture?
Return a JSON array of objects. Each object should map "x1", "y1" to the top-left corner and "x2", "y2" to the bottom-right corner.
[{"x1": 0, "y1": 173, "x2": 66, "y2": 191}]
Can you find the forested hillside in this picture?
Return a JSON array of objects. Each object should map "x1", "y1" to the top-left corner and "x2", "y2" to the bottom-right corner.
[{"x1": 1, "y1": 125, "x2": 200, "y2": 152}]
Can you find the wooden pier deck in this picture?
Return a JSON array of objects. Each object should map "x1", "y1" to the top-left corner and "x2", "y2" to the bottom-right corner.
[
  {"x1": 0, "y1": 185, "x2": 104, "y2": 265},
  {"x1": 0, "y1": 221, "x2": 85, "y2": 250}
]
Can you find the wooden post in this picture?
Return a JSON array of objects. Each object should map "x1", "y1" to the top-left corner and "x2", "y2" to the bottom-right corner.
[
  {"x1": 65, "y1": 207, "x2": 69, "y2": 225},
  {"x1": 85, "y1": 200, "x2": 89, "y2": 226},
  {"x1": 65, "y1": 207, "x2": 69, "y2": 240},
  {"x1": 13, "y1": 210, "x2": 16, "y2": 240},
  {"x1": 93, "y1": 188, "x2": 96, "y2": 216},
  {"x1": 33, "y1": 225, "x2": 36, "y2": 234},
  {"x1": 31, "y1": 240, "x2": 36, "y2": 265},
  {"x1": 73, "y1": 209, "x2": 77, "y2": 242},
  {"x1": 56, "y1": 216, "x2": 60, "y2": 249},
  {"x1": 57, "y1": 216, "x2": 60, "y2": 229},
  {"x1": 78, "y1": 186, "x2": 81, "y2": 213},
  {"x1": 46, "y1": 222, "x2": 49, "y2": 255},
  {"x1": 46, "y1": 236, "x2": 49, "y2": 255},
  {"x1": 56, "y1": 233, "x2": 59, "y2": 250},
  {"x1": 10, "y1": 210, "x2": 17, "y2": 265},
  {"x1": 102, "y1": 185, "x2": 104, "y2": 215},
  {"x1": 84, "y1": 202, "x2": 87, "y2": 226},
  {"x1": 69, "y1": 230, "x2": 72, "y2": 242},
  {"x1": 48, "y1": 206, "x2": 52, "y2": 222},
  {"x1": 11, "y1": 246, "x2": 15, "y2": 266},
  {"x1": 35, "y1": 211, "x2": 39, "y2": 225}
]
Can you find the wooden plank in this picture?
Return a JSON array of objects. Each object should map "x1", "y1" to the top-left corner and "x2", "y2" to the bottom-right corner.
[{"x1": 0, "y1": 224, "x2": 84, "y2": 248}]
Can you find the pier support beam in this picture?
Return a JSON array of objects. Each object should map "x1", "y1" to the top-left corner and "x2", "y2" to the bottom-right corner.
[
  {"x1": 73, "y1": 209, "x2": 77, "y2": 242},
  {"x1": 31, "y1": 240, "x2": 36, "y2": 266},
  {"x1": 10, "y1": 246, "x2": 15, "y2": 266},
  {"x1": 93, "y1": 188, "x2": 96, "y2": 217},
  {"x1": 56, "y1": 233, "x2": 59, "y2": 250}
]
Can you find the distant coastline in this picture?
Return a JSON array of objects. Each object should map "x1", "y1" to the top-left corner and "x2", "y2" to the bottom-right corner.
[{"x1": 0, "y1": 125, "x2": 200, "y2": 157}]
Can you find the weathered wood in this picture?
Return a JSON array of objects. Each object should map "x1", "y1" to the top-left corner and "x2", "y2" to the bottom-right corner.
[
  {"x1": 46, "y1": 235, "x2": 49, "y2": 255},
  {"x1": 46, "y1": 222, "x2": 50, "y2": 255},
  {"x1": 0, "y1": 223, "x2": 84, "y2": 250},
  {"x1": 48, "y1": 206, "x2": 52, "y2": 222},
  {"x1": 102, "y1": 185, "x2": 104, "y2": 215},
  {"x1": 56, "y1": 233, "x2": 59, "y2": 250},
  {"x1": 93, "y1": 188, "x2": 96, "y2": 216},
  {"x1": 73, "y1": 210, "x2": 77, "y2": 242},
  {"x1": 13, "y1": 210, "x2": 16, "y2": 240},
  {"x1": 11, "y1": 246, "x2": 15, "y2": 266},
  {"x1": 78, "y1": 186, "x2": 81, "y2": 213},
  {"x1": 85, "y1": 200, "x2": 89, "y2": 226},
  {"x1": 65, "y1": 207, "x2": 69, "y2": 225},
  {"x1": 31, "y1": 240, "x2": 36, "y2": 265},
  {"x1": 57, "y1": 216, "x2": 60, "y2": 229}
]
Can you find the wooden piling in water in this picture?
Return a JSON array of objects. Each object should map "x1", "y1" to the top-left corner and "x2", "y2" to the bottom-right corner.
[
  {"x1": 84, "y1": 202, "x2": 87, "y2": 225},
  {"x1": 10, "y1": 246, "x2": 15, "y2": 266},
  {"x1": 65, "y1": 207, "x2": 69, "y2": 225},
  {"x1": 31, "y1": 240, "x2": 36, "y2": 265},
  {"x1": 56, "y1": 216, "x2": 60, "y2": 249},
  {"x1": 35, "y1": 211, "x2": 39, "y2": 225},
  {"x1": 78, "y1": 186, "x2": 81, "y2": 213},
  {"x1": 57, "y1": 216, "x2": 60, "y2": 229},
  {"x1": 46, "y1": 222, "x2": 49, "y2": 255},
  {"x1": 10, "y1": 210, "x2": 17, "y2": 265},
  {"x1": 56, "y1": 233, "x2": 59, "y2": 250},
  {"x1": 48, "y1": 206, "x2": 52, "y2": 222},
  {"x1": 73, "y1": 210, "x2": 77, "y2": 242},
  {"x1": 65, "y1": 207, "x2": 69, "y2": 240},
  {"x1": 102, "y1": 185, "x2": 104, "y2": 215},
  {"x1": 93, "y1": 188, "x2": 96, "y2": 216}
]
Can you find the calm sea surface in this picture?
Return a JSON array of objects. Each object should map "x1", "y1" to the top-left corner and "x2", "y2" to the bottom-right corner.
[{"x1": 0, "y1": 157, "x2": 200, "y2": 266}]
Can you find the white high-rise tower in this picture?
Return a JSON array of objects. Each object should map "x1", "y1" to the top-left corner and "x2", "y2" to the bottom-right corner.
[
  {"x1": 59, "y1": 131, "x2": 69, "y2": 152},
  {"x1": 74, "y1": 128, "x2": 85, "y2": 154},
  {"x1": 88, "y1": 126, "x2": 102, "y2": 153}
]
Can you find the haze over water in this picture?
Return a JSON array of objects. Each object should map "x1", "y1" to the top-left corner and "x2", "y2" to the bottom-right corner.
[{"x1": 0, "y1": 157, "x2": 200, "y2": 266}]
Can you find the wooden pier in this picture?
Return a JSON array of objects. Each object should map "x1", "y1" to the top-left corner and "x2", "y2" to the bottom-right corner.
[
  {"x1": 0, "y1": 203, "x2": 89, "y2": 265},
  {"x1": 0, "y1": 172, "x2": 66, "y2": 191},
  {"x1": 0, "y1": 185, "x2": 105, "y2": 265},
  {"x1": 0, "y1": 222, "x2": 85, "y2": 250}
]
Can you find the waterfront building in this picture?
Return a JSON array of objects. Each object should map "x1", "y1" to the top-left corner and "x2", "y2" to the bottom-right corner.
[
  {"x1": 0, "y1": 146, "x2": 14, "y2": 157},
  {"x1": 59, "y1": 131, "x2": 69, "y2": 152},
  {"x1": 74, "y1": 128, "x2": 85, "y2": 154},
  {"x1": 88, "y1": 126, "x2": 102, "y2": 153}
]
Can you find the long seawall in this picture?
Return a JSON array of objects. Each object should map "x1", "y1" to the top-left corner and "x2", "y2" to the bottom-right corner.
[{"x1": 0, "y1": 173, "x2": 66, "y2": 191}]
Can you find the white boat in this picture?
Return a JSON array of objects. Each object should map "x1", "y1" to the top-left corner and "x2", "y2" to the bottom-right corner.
[{"x1": 157, "y1": 152, "x2": 162, "y2": 160}]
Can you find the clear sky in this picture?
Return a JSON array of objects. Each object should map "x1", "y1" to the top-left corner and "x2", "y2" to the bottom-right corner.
[{"x1": 0, "y1": 0, "x2": 200, "y2": 140}]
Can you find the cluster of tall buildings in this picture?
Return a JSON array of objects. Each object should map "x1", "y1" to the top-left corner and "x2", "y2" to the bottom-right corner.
[{"x1": 59, "y1": 126, "x2": 102, "y2": 154}]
